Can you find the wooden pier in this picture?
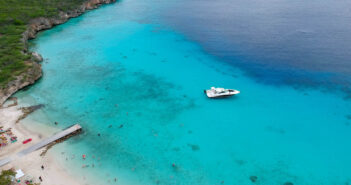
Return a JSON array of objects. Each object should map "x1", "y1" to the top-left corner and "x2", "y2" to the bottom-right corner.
[{"x1": 0, "y1": 124, "x2": 82, "y2": 167}]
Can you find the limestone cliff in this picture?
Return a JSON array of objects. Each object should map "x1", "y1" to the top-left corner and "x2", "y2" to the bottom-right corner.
[{"x1": 0, "y1": 0, "x2": 116, "y2": 106}]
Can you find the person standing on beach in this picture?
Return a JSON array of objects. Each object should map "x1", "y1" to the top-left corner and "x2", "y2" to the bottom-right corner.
[
  {"x1": 39, "y1": 176, "x2": 43, "y2": 182},
  {"x1": 41, "y1": 165, "x2": 44, "y2": 170}
]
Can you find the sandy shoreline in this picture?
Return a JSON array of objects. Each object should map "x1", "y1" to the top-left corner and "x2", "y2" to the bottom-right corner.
[{"x1": 0, "y1": 102, "x2": 81, "y2": 185}]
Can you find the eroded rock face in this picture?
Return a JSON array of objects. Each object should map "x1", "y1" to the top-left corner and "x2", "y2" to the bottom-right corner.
[
  {"x1": 25, "y1": 0, "x2": 116, "y2": 40},
  {"x1": 0, "y1": 62, "x2": 42, "y2": 105},
  {"x1": 32, "y1": 52, "x2": 43, "y2": 62},
  {"x1": 0, "y1": 0, "x2": 116, "y2": 106}
]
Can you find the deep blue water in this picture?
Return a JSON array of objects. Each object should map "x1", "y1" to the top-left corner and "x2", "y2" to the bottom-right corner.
[
  {"x1": 162, "y1": 0, "x2": 351, "y2": 92},
  {"x1": 14, "y1": 0, "x2": 351, "y2": 184}
]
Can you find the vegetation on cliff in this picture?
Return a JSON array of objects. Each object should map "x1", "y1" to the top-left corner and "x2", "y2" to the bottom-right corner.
[{"x1": 0, "y1": 0, "x2": 86, "y2": 88}]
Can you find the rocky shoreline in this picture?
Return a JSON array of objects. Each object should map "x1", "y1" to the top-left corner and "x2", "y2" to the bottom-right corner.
[{"x1": 0, "y1": 0, "x2": 116, "y2": 105}]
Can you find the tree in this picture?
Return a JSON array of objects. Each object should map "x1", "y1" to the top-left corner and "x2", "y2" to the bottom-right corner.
[{"x1": 0, "y1": 169, "x2": 16, "y2": 185}]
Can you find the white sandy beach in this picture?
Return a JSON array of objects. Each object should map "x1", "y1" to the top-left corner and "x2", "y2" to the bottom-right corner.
[{"x1": 0, "y1": 102, "x2": 81, "y2": 185}]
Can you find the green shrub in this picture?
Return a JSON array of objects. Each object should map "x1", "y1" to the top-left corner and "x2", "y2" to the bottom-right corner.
[{"x1": 0, "y1": 169, "x2": 16, "y2": 185}]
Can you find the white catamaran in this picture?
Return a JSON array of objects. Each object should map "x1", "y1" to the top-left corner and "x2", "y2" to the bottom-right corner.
[{"x1": 204, "y1": 87, "x2": 240, "y2": 98}]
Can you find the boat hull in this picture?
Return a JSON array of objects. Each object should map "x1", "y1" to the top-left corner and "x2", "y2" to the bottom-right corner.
[
  {"x1": 207, "y1": 94, "x2": 235, "y2": 98},
  {"x1": 204, "y1": 89, "x2": 239, "y2": 98}
]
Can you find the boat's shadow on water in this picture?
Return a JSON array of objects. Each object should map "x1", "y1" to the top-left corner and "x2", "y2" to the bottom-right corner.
[
  {"x1": 202, "y1": 96, "x2": 240, "y2": 104},
  {"x1": 202, "y1": 93, "x2": 240, "y2": 100}
]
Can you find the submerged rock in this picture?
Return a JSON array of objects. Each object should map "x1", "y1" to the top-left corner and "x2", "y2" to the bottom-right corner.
[
  {"x1": 249, "y1": 176, "x2": 258, "y2": 183},
  {"x1": 17, "y1": 104, "x2": 45, "y2": 123},
  {"x1": 235, "y1": 159, "x2": 246, "y2": 166},
  {"x1": 187, "y1": 144, "x2": 200, "y2": 151},
  {"x1": 283, "y1": 182, "x2": 294, "y2": 185},
  {"x1": 172, "y1": 147, "x2": 180, "y2": 152}
]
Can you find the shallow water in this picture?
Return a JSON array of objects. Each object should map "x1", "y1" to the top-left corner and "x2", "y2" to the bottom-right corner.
[{"x1": 15, "y1": 0, "x2": 351, "y2": 184}]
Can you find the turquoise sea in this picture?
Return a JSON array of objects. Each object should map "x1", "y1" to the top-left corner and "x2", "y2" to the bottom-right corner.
[{"x1": 15, "y1": 0, "x2": 351, "y2": 184}]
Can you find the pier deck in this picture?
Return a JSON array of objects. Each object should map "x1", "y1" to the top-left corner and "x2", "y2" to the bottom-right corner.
[{"x1": 0, "y1": 124, "x2": 81, "y2": 167}]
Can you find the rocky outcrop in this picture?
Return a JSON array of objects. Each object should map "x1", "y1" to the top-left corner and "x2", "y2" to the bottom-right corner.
[
  {"x1": 0, "y1": 0, "x2": 116, "y2": 106},
  {"x1": 24, "y1": 0, "x2": 116, "y2": 40},
  {"x1": 32, "y1": 52, "x2": 43, "y2": 62},
  {"x1": 0, "y1": 62, "x2": 42, "y2": 106}
]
